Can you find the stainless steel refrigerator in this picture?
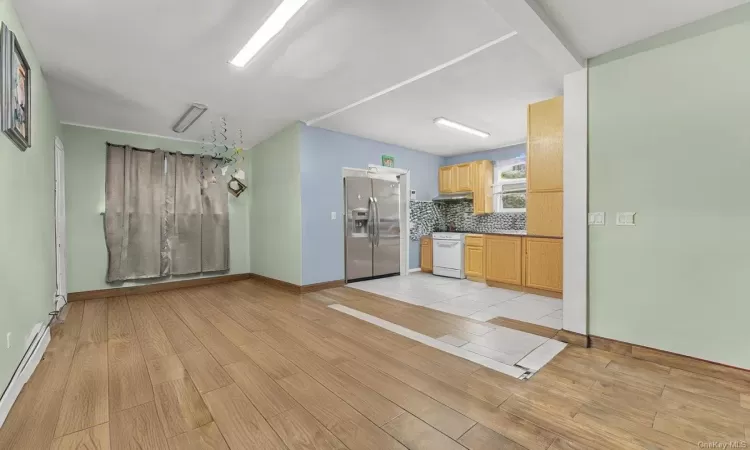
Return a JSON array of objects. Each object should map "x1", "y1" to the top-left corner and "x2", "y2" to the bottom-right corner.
[{"x1": 344, "y1": 177, "x2": 401, "y2": 282}]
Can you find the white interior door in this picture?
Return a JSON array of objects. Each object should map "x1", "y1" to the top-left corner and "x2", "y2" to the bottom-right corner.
[{"x1": 54, "y1": 137, "x2": 67, "y2": 311}]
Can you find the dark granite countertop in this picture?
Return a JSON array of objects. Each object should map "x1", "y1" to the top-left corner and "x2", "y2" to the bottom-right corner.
[
  {"x1": 428, "y1": 230, "x2": 562, "y2": 239},
  {"x1": 476, "y1": 231, "x2": 562, "y2": 239}
]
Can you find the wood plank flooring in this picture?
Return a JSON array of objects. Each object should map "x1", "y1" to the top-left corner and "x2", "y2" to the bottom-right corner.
[{"x1": 1, "y1": 280, "x2": 749, "y2": 449}]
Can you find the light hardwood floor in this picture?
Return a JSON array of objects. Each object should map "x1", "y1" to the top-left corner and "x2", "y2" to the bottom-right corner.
[{"x1": 1, "y1": 280, "x2": 748, "y2": 449}]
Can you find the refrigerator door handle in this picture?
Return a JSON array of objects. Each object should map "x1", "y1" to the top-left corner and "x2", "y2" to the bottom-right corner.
[
  {"x1": 367, "y1": 197, "x2": 374, "y2": 244},
  {"x1": 373, "y1": 197, "x2": 380, "y2": 247}
]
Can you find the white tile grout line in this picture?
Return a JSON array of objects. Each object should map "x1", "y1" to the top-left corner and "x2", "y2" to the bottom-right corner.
[{"x1": 328, "y1": 304, "x2": 529, "y2": 380}]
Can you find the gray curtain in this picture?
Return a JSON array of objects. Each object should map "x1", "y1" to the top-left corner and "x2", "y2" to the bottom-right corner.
[
  {"x1": 105, "y1": 145, "x2": 166, "y2": 282},
  {"x1": 171, "y1": 153, "x2": 203, "y2": 275},
  {"x1": 201, "y1": 156, "x2": 230, "y2": 272},
  {"x1": 105, "y1": 147, "x2": 230, "y2": 282}
]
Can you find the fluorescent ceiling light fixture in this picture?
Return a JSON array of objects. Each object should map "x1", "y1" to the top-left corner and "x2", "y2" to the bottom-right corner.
[
  {"x1": 172, "y1": 103, "x2": 208, "y2": 133},
  {"x1": 434, "y1": 117, "x2": 489, "y2": 138},
  {"x1": 230, "y1": 0, "x2": 309, "y2": 67}
]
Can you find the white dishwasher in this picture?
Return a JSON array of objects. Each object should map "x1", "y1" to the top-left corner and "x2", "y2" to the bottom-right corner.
[{"x1": 432, "y1": 232, "x2": 465, "y2": 279}]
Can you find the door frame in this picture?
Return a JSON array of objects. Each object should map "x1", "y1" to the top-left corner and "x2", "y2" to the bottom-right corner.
[
  {"x1": 562, "y1": 68, "x2": 588, "y2": 335},
  {"x1": 54, "y1": 137, "x2": 67, "y2": 311}
]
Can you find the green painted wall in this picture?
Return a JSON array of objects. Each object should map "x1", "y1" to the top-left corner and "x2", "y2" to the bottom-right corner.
[
  {"x1": 249, "y1": 123, "x2": 302, "y2": 285},
  {"x1": 0, "y1": 1, "x2": 61, "y2": 392},
  {"x1": 588, "y1": 5, "x2": 750, "y2": 369},
  {"x1": 62, "y1": 125, "x2": 251, "y2": 292}
]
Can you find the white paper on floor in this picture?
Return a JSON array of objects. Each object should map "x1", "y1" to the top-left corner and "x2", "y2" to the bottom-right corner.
[
  {"x1": 516, "y1": 339, "x2": 568, "y2": 372},
  {"x1": 328, "y1": 303, "x2": 530, "y2": 379}
]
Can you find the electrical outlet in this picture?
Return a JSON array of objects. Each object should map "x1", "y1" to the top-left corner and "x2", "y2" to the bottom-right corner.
[
  {"x1": 6, "y1": 332, "x2": 11, "y2": 349},
  {"x1": 616, "y1": 212, "x2": 636, "y2": 226},
  {"x1": 588, "y1": 212, "x2": 605, "y2": 226},
  {"x1": 331, "y1": 211, "x2": 336, "y2": 220}
]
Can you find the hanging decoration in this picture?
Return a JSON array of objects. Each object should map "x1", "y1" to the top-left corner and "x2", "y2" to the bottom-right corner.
[
  {"x1": 198, "y1": 116, "x2": 246, "y2": 195},
  {"x1": 228, "y1": 176, "x2": 247, "y2": 197}
]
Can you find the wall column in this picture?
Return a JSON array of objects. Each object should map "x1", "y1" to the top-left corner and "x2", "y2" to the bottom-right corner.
[{"x1": 562, "y1": 67, "x2": 588, "y2": 334}]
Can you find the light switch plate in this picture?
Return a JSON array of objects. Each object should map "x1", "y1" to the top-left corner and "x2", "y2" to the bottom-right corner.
[
  {"x1": 616, "y1": 212, "x2": 636, "y2": 226},
  {"x1": 331, "y1": 212, "x2": 336, "y2": 220},
  {"x1": 588, "y1": 212, "x2": 605, "y2": 226}
]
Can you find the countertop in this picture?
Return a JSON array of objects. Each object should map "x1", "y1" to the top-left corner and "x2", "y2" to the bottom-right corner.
[{"x1": 427, "y1": 230, "x2": 562, "y2": 239}]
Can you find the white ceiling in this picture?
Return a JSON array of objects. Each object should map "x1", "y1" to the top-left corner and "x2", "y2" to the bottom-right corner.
[
  {"x1": 314, "y1": 34, "x2": 562, "y2": 155},
  {"x1": 14, "y1": 0, "x2": 749, "y2": 156},
  {"x1": 536, "y1": 0, "x2": 750, "y2": 58}
]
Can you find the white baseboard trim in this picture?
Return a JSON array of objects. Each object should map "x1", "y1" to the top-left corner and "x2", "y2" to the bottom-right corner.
[
  {"x1": 0, "y1": 326, "x2": 51, "y2": 428},
  {"x1": 408, "y1": 268, "x2": 422, "y2": 273}
]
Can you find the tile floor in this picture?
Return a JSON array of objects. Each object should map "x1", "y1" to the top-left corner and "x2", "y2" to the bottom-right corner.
[
  {"x1": 349, "y1": 272, "x2": 563, "y2": 329},
  {"x1": 342, "y1": 272, "x2": 567, "y2": 377}
]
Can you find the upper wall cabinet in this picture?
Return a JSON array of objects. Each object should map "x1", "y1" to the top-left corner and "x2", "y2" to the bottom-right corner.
[
  {"x1": 455, "y1": 163, "x2": 473, "y2": 192},
  {"x1": 439, "y1": 166, "x2": 455, "y2": 193},
  {"x1": 527, "y1": 97, "x2": 563, "y2": 193},
  {"x1": 472, "y1": 160, "x2": 493, "y2": 215},
  {"x1": 438, "y1": 160, "x2": 493, "y2": 214}
]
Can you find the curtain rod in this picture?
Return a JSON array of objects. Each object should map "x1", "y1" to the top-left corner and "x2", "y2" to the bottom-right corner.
[{"x1": 106, "y1": 142, "x2": 224, "y2": 161}]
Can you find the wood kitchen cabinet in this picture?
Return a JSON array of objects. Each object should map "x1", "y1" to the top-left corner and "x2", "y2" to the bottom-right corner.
[
  {"x1": 526, "y1": 96, "x2": 564, "y2": 238},
  {"x1": 455, "y1": 163, "x2": 473, "y2": 192},
  {"x1": 464, "y1": 235, "x2": 484, "y2": 280},
  {"x1": 437, "y1": 161, "x2": 493, "y2": 214},
  {"x1": 438, "y1": 166, "x2": 456, "y2": 193},
  {"x1": 524, "y1": 237, "x2": 562, "y2": 293},
  {"x1": 420, "y1": 237, "x2": 432, "y2": 272},
  {"x1": 485, "y1": 235, "x2": 523, "y2": 285},
  {"x1": 526, "y1": 191, "x2": 563, "y2": 237},
  {"x1": 472, "y1": 160, "x2": 493, "y2": 214},
  {"x1": 527, "y1": 96, "x2": 563, "y2": 193}
]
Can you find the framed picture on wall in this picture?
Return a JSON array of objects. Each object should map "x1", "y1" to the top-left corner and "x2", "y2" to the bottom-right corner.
[{"x1": 1, "y1": 23, "x2": 31, "y2": 151}]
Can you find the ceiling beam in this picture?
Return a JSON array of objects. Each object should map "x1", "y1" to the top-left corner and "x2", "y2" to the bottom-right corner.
[
  {"x1": 483, "y1": 0, "x2": 584, "y2": 74},
  {"x1": 306, "y1": 31, "x2": 517, "y2": 126}
]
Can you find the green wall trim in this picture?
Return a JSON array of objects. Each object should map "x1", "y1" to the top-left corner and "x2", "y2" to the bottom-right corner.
[{"x1": 591, "y1": 3, "x2": 750, "y2": 67}]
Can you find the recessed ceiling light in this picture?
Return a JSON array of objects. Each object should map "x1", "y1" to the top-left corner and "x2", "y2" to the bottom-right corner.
[
  {"x1": 172, "y1": 103, "x2": 208, "y2": 133},
  {"x1": 434, "y1": 117, "x2": 489, "y2": 138},
  {"x1": 230, "y1": 0, "x2": 310, "y2": 67}
]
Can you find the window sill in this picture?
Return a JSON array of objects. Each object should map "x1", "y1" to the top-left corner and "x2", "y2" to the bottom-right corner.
[{"x1": 494, "y1": 208, "x2": 526, "y2": 213}]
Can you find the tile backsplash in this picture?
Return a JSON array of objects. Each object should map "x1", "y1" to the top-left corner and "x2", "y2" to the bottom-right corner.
[
  {"x1": 409, "y1": 201, "x2": 441, "y2": 241},
  {"x1": 409, "y1": 200, "x2": 525, "y2": 241}
]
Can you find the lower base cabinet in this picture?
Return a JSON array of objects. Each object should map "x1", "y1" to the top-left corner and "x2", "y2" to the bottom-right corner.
[
  {"x1": 482, "y1": 234, "x2": 563, "y2": 294},
  {"x1": 524, "y1": 237, "x2": 563, "y2": 292},
  {"x1": 420, "y1": 237, "x2": 432, "y2": 272},
  {"x1": 464, "y1": 235, "x2": 485, "y2": 280},
  {"x1": 484, "y1": 235, "x2": 523, "y2": 285}
]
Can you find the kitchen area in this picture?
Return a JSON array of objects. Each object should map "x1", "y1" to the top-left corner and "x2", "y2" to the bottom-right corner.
[
  {"x1": 350, "y1": 96, "x2": 563, "y2": 331},
  {"x1": 343, "y1": 96, "x2": 566, "y2": 378}
]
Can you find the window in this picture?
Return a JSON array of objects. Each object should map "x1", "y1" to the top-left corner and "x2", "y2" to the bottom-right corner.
[{"x1": 493, "y1": 158, "x2": 526, "y2": 212}]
